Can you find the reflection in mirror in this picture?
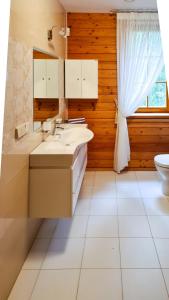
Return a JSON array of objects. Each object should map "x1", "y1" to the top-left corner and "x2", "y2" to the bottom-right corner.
[{"x1": 33, "y1": 48, "x2": 64, "y2": 131}]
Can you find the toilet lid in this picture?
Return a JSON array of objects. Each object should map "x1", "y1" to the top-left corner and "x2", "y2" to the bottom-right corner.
[{"x1": 154, "y1": 154, "x2": 169, "y2": 168}]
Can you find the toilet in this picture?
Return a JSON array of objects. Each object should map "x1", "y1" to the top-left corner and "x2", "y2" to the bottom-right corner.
[{"x1": 154, "y1": 154, "x2": 169, "y2": 196}]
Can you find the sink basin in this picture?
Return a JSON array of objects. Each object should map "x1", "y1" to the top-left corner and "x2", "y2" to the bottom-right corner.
[
  {"x1": 47, "y1": 127, "x2": 94, "y2": 146},
  {"x1": 31, "y1": 126, "x2": 94, "y2": 157}
]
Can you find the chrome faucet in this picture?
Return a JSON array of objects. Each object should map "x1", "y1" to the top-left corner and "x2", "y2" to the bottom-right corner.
[
  {"x1": 53, "y1": 126, "x2": 62, "y2": 136},
  {"x1": 53, "y1": 117, "x2": 65, "y2": 135}
]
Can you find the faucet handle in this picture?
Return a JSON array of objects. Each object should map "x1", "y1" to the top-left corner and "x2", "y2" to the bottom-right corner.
[{"x1": 55, "y1": 117, "x2": 62, "y2": 124}]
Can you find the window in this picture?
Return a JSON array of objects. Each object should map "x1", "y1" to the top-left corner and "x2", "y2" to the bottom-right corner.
[
  {"x1": 133, "y1": 28, "x2": 169, "y2": 113},
  {"x1": 158, "y1": 0, "x2": 169, "y2": 107},
  {"x1": 138, "y1": 67, "x2": 169, "y2": 112}
]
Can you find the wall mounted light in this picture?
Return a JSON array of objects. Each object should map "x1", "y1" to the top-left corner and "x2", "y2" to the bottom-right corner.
[
  {"x1": 48, "y1": 26, "x2": 70, "y2": 41},
  {"x1": 59, "y1": 27, "x2": 70, "y2": 38}
]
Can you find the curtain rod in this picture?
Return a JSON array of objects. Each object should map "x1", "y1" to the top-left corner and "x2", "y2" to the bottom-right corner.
[{"x1": 110, "y1": 9, "x2": 158, "y2": 13}]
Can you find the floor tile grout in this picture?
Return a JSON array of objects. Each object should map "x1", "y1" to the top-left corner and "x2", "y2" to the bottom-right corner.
[
  {"x1": 27, "y1": 252, "x2": 45, "y2": 299},
  {"x1": 21, "y1": 267, "x2": 169, "y2": 271},
  {"x1": 28, "y1": 220, "x2": 58, "y2": 300},
  {"x1": 116, "y1": 174, "x2": 124, "y2": 300},
  {"x1": 10, "y1": 171, "x2": 169, "y2": 300},
  {"x1": 33, "y1": 236, "x2": 169, "y2": 241},
  {"x1": 75, "y1": 214, "x2": 90, "y2": 300},
  {"x1": 75, "y1": 178, "x2": 95, "y2": 300},
  {"x1": 135, "y1": 171, "x2": 169, "y2": 298}
]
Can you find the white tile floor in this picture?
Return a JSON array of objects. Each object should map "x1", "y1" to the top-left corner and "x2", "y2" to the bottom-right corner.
[{"x1": 8, "y1": 171, "x2": 169, "y2": 300}]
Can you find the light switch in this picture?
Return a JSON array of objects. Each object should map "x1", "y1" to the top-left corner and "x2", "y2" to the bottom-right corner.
[{"x1": 15, "y1": 122, "x2": 29, "y2": 139}]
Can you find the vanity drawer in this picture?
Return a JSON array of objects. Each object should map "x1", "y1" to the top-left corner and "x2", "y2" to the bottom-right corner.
[
  {"x1": 72, "y1": 144, "x2": 87, "y2": 193},
  {"x1": 72, "y1": 156, "x2": 87, "y2": 214}
]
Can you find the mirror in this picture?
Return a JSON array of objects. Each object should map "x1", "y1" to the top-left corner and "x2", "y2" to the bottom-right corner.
[{"x1": 33, "y1": 48, "x2": 64, "y2": 131}]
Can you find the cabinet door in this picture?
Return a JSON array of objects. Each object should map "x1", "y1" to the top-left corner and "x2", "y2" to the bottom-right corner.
[
  {"x1": 34, "y1": 59, "x2": 46, "y2": 98},
  {"x1": 65, "y1": 60, "x2": 82, "y2": 98},
  {"x1": 46, "y1": 60, "x2": 59, "y2": 98},
  {"x1": 82, "y1": 60, "x2": 98, "y2": 99}
]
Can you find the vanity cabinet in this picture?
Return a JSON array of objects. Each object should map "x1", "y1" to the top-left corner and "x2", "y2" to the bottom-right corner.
[
  {"x1": 34, "y1": 59, "x2": 59, "y2": 98},
  {"x1": 29, "y1": 144, "x2": 87, "y2": 218},
  {"x1": 65, "y1": 59, "x2": 98, "y2": 99}
]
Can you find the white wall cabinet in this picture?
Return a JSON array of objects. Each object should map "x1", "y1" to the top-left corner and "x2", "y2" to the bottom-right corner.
[
  {"x1": 34, "y1": 59, "x2": 59, "y2": 98},
  {"x1": 65, "y1": 59, "x2": 98, "y2": 99}
]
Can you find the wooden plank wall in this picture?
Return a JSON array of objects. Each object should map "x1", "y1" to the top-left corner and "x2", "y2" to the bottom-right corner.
[
  {"x1": 67, "y1": 12, "x2": 169, "y2": 170},
  {"x1": 128, "y1": 119, "x2": 169, "y2": 169},
  {"x1": 68, "y1": 13, "x2": 117, "y2": 169},
  {"x1": 34, "y1": 99, "x2": 59, "y2": 121}
]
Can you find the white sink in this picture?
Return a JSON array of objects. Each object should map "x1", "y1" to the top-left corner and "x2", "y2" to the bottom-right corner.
[
  {"x1": 47, "y1": 127, "x2": 94, "y2": 146},
  {"x1": 31, "y1": 126, "x2": 94, "y2": 156}
]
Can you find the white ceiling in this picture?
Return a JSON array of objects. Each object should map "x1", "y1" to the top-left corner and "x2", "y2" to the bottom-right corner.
[{"x1": 59, "y1": 0, "x2": 157, "y2": 13}]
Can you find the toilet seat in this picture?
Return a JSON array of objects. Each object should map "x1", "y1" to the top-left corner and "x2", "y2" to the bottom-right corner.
[{"x1": 154, "y1": 154, "x2": 169, "y2": 168}]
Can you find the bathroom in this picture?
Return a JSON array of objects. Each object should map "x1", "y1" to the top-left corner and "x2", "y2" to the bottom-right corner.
[{"x1": 1, "y1": 0, "x2": 169, "y2": 299}]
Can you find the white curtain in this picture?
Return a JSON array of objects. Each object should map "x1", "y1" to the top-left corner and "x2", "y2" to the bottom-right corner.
[{"x1": 114, "y1": 13, "x2": 164, "y2": 173}]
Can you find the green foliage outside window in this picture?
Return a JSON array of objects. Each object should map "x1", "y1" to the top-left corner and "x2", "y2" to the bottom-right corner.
[{"x1": 140, "y1": 67, "x2": 167, "y2": 109}]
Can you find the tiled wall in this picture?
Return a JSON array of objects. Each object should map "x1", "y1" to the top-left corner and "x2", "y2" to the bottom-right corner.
[{"x1": 0, "y1": 0, "x2": 66, "y2": 299}]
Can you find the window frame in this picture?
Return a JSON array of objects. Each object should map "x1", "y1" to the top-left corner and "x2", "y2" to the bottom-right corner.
[{"x1": 137, "y1": 81, "x2": 169, "y2": 113}]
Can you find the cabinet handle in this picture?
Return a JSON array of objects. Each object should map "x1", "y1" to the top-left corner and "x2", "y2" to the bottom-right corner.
[
  {"x1": 48, "y1": 78, "x2": 51, "y2": 80},
  {"x1": 83, "y1": 78, "x2": 86, "y2": 81},
  {"x1": 77, "y1": 78, "x2": 79, "y2": 80},
  {"x1": 42, "y1": 78, "x2": 45, "y2": 80}
]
